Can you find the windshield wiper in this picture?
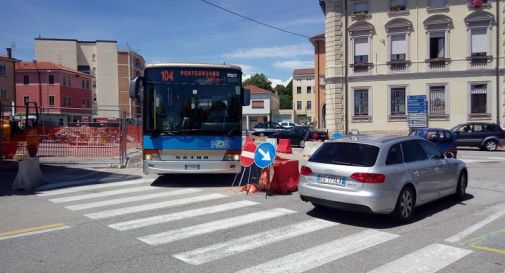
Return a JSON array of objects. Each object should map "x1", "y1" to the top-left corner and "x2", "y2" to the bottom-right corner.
[{"x1": 331, "y1": 161, "x2": 360, "y2": 166}]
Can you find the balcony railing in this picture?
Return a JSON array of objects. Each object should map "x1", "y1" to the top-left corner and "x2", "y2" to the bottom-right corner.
[
  {"x1": 387, "y1": 60, "x2": 411, "y2": 72},
  {"x1": 350, "y1": 63, "x2": 373, "y2": 73},
  {"x1": 426, "y1": 58, "x2": 451, "y2": 70},
  {"x1": 467, "y1": 56, "x2": 492, "y2": 68}
]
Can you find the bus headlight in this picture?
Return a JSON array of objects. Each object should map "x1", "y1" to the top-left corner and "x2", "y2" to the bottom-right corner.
[
  {"x1": 144, "y1": 150, "x2": 160, "y2": 161},
  {"x1": 224, "y1": 150, "x2": 241, "y2": 161}
]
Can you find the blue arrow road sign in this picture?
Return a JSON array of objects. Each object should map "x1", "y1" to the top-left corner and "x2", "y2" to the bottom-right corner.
[{"x1": 254, "y1": 142, "x2": 276, "y2": 169}]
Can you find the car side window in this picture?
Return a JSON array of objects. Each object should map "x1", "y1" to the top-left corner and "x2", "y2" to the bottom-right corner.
[
  {"x1": 487, "y1": 125, "x2": 501, "y2": 132},
  {"x1": 419, "y1": 140, "x2": 442, "y2": 160},
  {"x1": 472, "y1": 124, "x2": 485, "y2": 132},
  {"x1": 457, "y1": 125, "x2": 471, "y2": 133},
  {"x1": 408, "y1": 131, "x2": 418, "y2": 136},
  {"x1": 426, "y1": 130, "x2": 439, "y2": 140},
  {"x1": 386, "y1": 144, "x2": 403, "y2": 165},
  {"x1": 401, "y1": 140, "x2": 427, "y2": 163}
]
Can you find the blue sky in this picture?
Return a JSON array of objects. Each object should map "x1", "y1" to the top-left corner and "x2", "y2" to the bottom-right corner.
[{"x1": 0, "y1": 0, "x2": 324, "y2": 86}]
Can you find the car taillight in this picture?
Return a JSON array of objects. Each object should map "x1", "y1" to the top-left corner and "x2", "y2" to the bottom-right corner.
[
  {"x1": 351, "y1": 173, "x2": 385, "y2": 183},
  {"x1": 447, "y1": 146, "x2": 457, "y2": 151},
  {"x1": 300, "y1": 166, "x2": 313, "y2": 176}
]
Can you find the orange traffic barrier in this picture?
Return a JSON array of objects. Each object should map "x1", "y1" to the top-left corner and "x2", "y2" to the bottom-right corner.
[
  {"x1": 269, "y1": 157, "x2": 300, "y2": 194},
  {"x1": 277, "y1": 138, "x2": 292, "y2": 154}
]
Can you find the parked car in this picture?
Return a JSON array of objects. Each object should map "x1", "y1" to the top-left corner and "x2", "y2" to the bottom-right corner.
[
  {"x1": 270, "y1": 126, "x2": 328, "y2": 147},
  {"x1": 409, "y1": 128, "x2": 458, "y2": 158},
  {"x1": 278, "y1": 121, "x2": 300, "y2": 129},
  {"x1": 451, "y1": 122, "x2": 505, "y2": 151},
  {"x1": 251, "y1": 122, "x2": 285, "y2": 137},
  {"x1": 299, "y1": 135, "x2": 467, "y2": 222}
]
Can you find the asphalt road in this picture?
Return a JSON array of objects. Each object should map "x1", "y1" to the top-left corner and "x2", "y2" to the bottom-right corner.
[{"x1": 1, "y1": 150, "x2": 505, "y2": 273}]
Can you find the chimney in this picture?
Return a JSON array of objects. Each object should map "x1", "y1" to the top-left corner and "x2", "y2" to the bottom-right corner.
[{"x1": 6, "y1": 48, "x2": 12, "y2": 58}]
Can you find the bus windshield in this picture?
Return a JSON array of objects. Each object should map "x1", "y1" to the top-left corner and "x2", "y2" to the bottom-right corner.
[{"x1": 145, "y1": 82, "x2": 241, "y2": 135}]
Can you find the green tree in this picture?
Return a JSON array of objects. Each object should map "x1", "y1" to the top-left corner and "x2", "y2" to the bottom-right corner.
[
  {"x1": 275, "y1": 80, "x2": 293, "y2": 109},
  {"x1": 243, "y1": 73, "x2": 273, "y2": 91}
]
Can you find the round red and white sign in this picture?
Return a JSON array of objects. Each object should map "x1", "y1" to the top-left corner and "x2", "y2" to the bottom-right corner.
[{"x1": 240, "y1": 142, "x2": 256, "y2": 167}]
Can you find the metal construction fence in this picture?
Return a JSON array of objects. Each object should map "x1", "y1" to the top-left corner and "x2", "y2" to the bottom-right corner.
[{"x1": 1, "y1": 105, "x2": 142, "y2": 166}]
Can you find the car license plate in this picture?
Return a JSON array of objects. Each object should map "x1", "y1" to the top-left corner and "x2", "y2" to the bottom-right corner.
[
  {"x1": 317, "y1": 175, "x2": 346, "y2": 186},
  {"x1": 185, "y1": 164, "x2": 200, "y2": 170}
]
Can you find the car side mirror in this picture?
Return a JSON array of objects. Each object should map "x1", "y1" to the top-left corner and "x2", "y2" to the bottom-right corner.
[{"x1": 444, "y1": 152, "x2": 454, "y2": 159}]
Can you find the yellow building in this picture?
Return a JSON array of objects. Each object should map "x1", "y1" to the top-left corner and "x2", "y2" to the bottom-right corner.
[
  {"x1": 320, "y1": 0, "x2": 505, "y2": 134},
  {"x1": 292, "y1": 68, "x2": 317, "y2": 124}
]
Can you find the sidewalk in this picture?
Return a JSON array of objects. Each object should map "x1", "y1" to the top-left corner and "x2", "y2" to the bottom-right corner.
[{"x1": 0, "y1": 160, "x2": 147, "y2": 196}]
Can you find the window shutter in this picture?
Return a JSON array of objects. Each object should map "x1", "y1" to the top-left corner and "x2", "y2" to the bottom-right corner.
[
  {"x1": 354, "y1": 37, "x2": 369, "y2": 56},
  {"x1": 471, "y1": 28, "x2": 488, "y2": 54},
  {"x1": 391, "y1": 35, "x2": 407, "y2": 55}
]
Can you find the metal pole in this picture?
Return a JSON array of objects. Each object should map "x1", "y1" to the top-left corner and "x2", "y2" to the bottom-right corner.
[{"x1": 496, "y1": 0, "x2": 501, "y2": 126}]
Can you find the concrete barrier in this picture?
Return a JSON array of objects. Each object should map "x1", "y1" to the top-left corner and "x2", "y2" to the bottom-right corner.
[
  {"x1": 301, "y1": 141, "x2": 324, "y2": 158},
  {"x1": 12, "y1": 158, "x2": 46, "y2": 191}
]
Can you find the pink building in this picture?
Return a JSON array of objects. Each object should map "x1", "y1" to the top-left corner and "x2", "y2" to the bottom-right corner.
[{"x1": 15, "y1": 61, "x2": 93, "y2": 124}]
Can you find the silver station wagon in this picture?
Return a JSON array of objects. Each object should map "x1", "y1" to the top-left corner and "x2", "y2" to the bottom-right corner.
[{"x1": 299, "y1": 135, "x2": 468, "y2": 222}]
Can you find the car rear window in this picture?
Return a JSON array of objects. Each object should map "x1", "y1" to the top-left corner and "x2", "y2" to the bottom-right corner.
[{"x1": 309, "y1": 142, "x2": 379, "y2": 167}]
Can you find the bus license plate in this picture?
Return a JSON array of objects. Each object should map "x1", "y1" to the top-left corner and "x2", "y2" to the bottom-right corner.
[{"x1": 185, "y1": 164, "x2": 200, "y2": 170}]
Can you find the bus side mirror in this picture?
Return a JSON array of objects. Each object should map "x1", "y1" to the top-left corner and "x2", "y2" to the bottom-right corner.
[
  {"x1": 130, "y1": 76, "x2": 144, "y2": 100},
  {"x1": 243, "y1": 88, "x2": 250, "y2": 106}
]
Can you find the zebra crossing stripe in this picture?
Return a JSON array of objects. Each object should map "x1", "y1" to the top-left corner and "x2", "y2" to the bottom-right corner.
[
  {"x1": 37, "y1": 179, "x2": 152, "y2": 197},
  {"x1": 65, "y1": 189, "x2": 202, "y2": 211},
  {"x1": 109, "y1": 200, "x2": 260, "y2": 231},
  {"x1": 49, "y1": 186, "x2": 158, "y2": 203},
  {"x1": 366, "y1": 243, "x2": 472, "y2": 273},
  {"x1": 236, "y1": 230, "x2": 398, "y2": 273},
  {"x1": 138, "y1": 208, "x2": 296, "y2": 246},
  {"x1": 174, "y1": 219, "x2": 338, "y2": 265},
  {"x1": 84, "y1": 194, "x2": 228, "y2": 220}
]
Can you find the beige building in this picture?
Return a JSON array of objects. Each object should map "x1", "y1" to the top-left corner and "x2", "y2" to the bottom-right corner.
[
  {"x1": 0, "y1": 49, "x2": 16, "y2": 115},
  {"x1": 320, "y1": 0, "x2": 505, "y2": 135},
  {"x1": 242, "y1": 85, "x2": 280, "y2": 130},
  {"x1": 293, "y1": 68, "x2": 316, "y2": 124},
  {"x1": 118, "y1": 50, "x2": 145, "y2": 117},
  {"x1": 35, "y1": 38, "x2": 144, "y2": 117}
]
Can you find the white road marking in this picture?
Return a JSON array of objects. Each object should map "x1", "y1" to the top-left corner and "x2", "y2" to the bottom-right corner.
[
  {"x1": 367, "y1": 244, "x2": 471, "y2": 273},
  {"x1": 37, "y1": 178, "x2": 153, "y2": 196},
  {"x1": 84, "y1": 194, "x2": 228, "y2": 219},
  {"x1": 65, "y1": 189, "x2": 202, "y2": 211},
  {"x1": 138, "y1": 208, "x2": 296, "y2": 246},
  {"x1": 109, "y1": 200, "x2": 259, "y2": 231},
  {"x1": 174, "y1": 219, "x2": 337, "y2": 265},
  {"x1": 48, "y1": 186, "x2": 158, "y2": 203},
  {"x1": 236, "y1": 230, "x2": 398, "y2": 273},
  {"x1": 445, "y1": 208, "x2": 505, "y2": 243},
  {"x1": 0, "y1": 226, "x2": 70, "y2": 241}
]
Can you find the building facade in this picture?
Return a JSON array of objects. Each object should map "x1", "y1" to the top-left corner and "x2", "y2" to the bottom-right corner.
[
  {"x1": 0, "y1": 48, "x2": 16, "y2": 115},
  {"x1": 292, "y1": 68, "x2": 316, "y2": 124},
  {"x1": 242, "y1": 85, "x2": 280, "y2": 130},
  {"x1": 35, "y1": 38, "x2": 144, "y2": 118},
  {"x1": 15, "y1": 61, "x2": 93, "y2": 124},
  {"x1": 310, "y1": 33, "x2": 327, "y2": 128},
  {"x1": 118, "y1": 50, "x2": 145, "y2": 117},
  {"x1": 320, "y1": 0, "x2": 505, "y2": 135}
]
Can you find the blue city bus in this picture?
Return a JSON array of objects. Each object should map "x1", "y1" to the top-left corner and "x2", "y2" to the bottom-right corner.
[{"x1": 130, "y1": 63, "x2": 250, "y2": 174}]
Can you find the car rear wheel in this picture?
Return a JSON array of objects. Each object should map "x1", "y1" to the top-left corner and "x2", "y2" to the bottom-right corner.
[
  {"x1": 483, "y1": 140, "x2": 498, "y2": 151},
  {"x1": 392, "y1": 187, "x2": 415, "y2": 223},
  {"x1": 455, "y1": 171, "x2": 467, "y2": 201},
  {"x1": 259, "y1": 132, "x2": 265, "y2": 137}
]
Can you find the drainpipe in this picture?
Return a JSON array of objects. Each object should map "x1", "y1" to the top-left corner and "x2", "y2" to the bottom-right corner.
[
  {"x1": 344, "y1": 0, "x2": 349, "y2": 134},
  {"x1": 496, "y1": 0, "x2": 501, "y2": 126}
]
